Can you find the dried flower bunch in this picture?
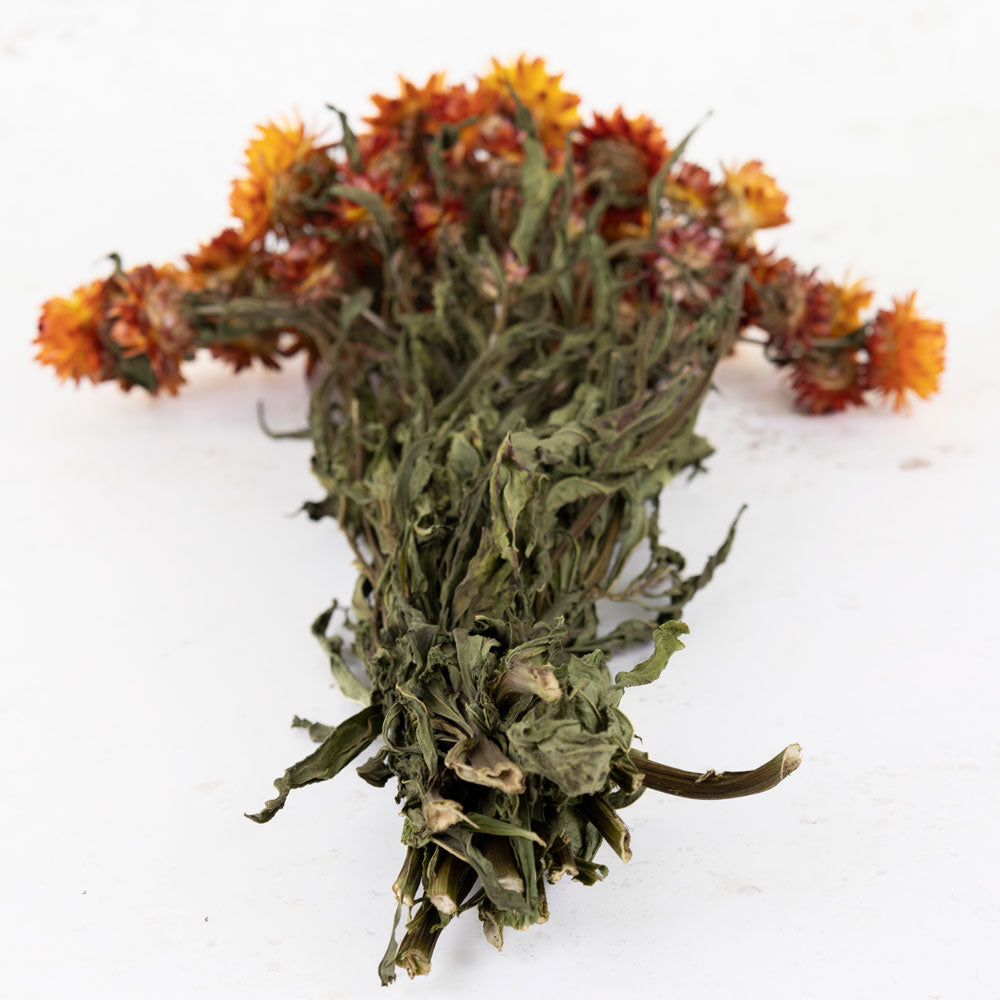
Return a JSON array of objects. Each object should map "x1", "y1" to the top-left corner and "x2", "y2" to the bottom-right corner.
[{"x1": 36, "y1": 57, "x2": 945, "y2": 983}]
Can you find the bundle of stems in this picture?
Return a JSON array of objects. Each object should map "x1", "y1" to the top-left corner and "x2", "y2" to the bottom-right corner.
[
  {"x1": 34, "y1": 59, "x2": 945, "y2": 983},
  {"x1": 244, "y1": 215, "x2": 798, "y2": 981}
]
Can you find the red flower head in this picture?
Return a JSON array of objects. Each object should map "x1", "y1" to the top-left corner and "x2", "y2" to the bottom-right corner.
[
  {"x1": 790, "y1": 351, "x2": 866, "y2": 414},
  {"x1": 747, "y1": 255, "x2": 827, "y2": 350},
  {"x1": 576, "y1": 109, "x2": 668, "y2": 196},
  {"x1": 655, "y1": 220, "x2": 727, "y2": 308},
  {"x1": 108, "y1": 265, "x2": 197, "y2": 394},
  {"x1": 573, "y1": 109, "x2": 669, "y2": 241}
]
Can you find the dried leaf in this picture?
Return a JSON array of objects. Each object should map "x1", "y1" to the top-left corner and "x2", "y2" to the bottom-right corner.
[{"x1": 246, "y1": 705, "x2": 381, "y2": 823}]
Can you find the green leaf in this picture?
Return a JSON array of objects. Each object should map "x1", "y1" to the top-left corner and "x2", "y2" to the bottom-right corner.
[
  {"x1": 436, "y1": 829, "x2": 531, "y2": 914},
  {"x1": 647, "y1": 112, "x2": 711, "y2": 229},
  {"x1": 116, "y1": 353, "x2": 158, "y2": 392},
  {"x1": 377, "y1": 896, "x2": 404, "y2": 986},
  {"x1": 674, "y1": 505, "x2": 746, "y2": 608},
  {"x1": 246, "y1": 704, "x2": 381, "y2": 823},
  {"x1": 396, "y1": 684, "x2": 438, "y2": 773},
  {"x1": 461, "y1": 814, "x2": 546, "y2": 846},
  {"x1": 326, "y1": 104, "x2": 362, "y2": 172},
  {"x1": 614, "y1": 620, "x2": 689, "y2": 689},
  {"x1": 446, "y1": 433, "x2": 481, "y2": 482},
  {"x1": 311, "y1": 604, "x2": 371, "y2": 706},
  {"x1": 291, "y1": 715, "x2": 333, "y2": 743},
  {"x1": 545, "y1": 476, "x2": 613, "y2": 514},
  {"x1": 510, "y1": 133, "x2": 561, "y2": 264},
  {"x1": 572, "y1": 858, "x2": 610, "y2": 885},
  {"x1": 328, "y1": 183, "x2": 396, "y2": 246},
  {"x1": 506, "y1": 716, "x2": 618, "y2": 797},
  {"x1": 339, "y1": 287, "x2": 373, "y2": 334}
]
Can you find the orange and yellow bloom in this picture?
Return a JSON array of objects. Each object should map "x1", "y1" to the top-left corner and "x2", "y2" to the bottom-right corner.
[
  {"x1": 826, "y1": 279, "x2": 873, "y2": 338},
  {"x1": 230, "y1": 120, "x2": 326, "y2": 243},
  {"x1": 184, "y1": 228, "x2": 255, "y2": 291},
  {"x1": 718, "y1": 160, "x2": 790, "y2": 245},
  {"x1": 665, "y1": 162, "x2": 715, "y2": 218},
  {"x1": 365, "y1": 72, "x2": 453, "y2": 141},
  {"x1": 34, "y1": 57, "x2": 946, "y2": 414},
  {"x1": 478, "y1": 56, "x2": 581, "y2": 153},
  {"x1": 35, "y1": 279, "x2": 108, "y2": 384},
  {"x1": 866, "y1": 293, "x2": 946, "y2": 411}
]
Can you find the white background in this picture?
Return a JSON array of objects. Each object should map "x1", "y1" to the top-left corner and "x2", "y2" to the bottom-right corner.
[{"x1": 2, "y1": 2, "x2": 998, "y2": 997}]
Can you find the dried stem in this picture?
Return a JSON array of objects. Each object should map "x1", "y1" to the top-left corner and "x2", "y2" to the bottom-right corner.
[
  {"x1": 392, "y1": 846, "x2": 423, "y2": 907},
  {"x1": 580, "y1": 796, "x2": 632, "y2": 862},
  {"x1": 396, "y1": 902, "x2": 443, "y2": 979},
  {"x1": 631, "y1": 744, "x2": 802, "y2": 800}
]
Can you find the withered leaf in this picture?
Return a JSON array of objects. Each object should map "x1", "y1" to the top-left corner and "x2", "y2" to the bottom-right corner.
[
  {"x1": 246, "y1": 705, "x2": 381, "y2": 823},
  {"x1": 614, "y1": 621, "x2": 690, "y2": 690}
]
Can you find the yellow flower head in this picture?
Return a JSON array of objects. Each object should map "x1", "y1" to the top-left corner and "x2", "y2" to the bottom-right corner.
[
  {"x1": 825, "y1": 278, "x2": 873, "y2": 338},
  {"x1": 35, "y1": 279, "x2": 107, "y2": 384},
  {"x1": 230, "y1": 119, "x2": 323, "y2": 243},
  {"x1": 719, "y1": 160, "x2": 790, "y2": 244},
  {"x1": 867, "y1": 293, "x2": 946, "y2": 411},
  {"x1": 665, "y1": 162, "x2": 715, "y2": 217},
  {"x1": 478, "y1": 56, "x2": 581, "y2": 151}
]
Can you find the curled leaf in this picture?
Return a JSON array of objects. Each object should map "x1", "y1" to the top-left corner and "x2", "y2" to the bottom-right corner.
[
  {"x1": 614, "y1": 620, "x2": 689, "y2": 689},
  {"x1": 245, "y1": 705, "x2": 381, "y2": 823}
]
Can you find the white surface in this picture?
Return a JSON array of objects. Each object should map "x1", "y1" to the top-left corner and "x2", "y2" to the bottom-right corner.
[{"x1": 2, "y1": 2, "x2": 998, "y2": 998}]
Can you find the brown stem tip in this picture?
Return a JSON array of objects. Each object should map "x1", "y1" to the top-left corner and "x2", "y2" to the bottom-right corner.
[{"x1": 632, "y1": 743, "x2": 802, "y2": 801}]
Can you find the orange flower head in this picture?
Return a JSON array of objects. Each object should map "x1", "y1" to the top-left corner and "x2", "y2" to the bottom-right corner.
[
  {"x1": 463, "y1": 108, "x2": 524, "y2": 169},
  {"x1": 866, "y1": 293, "x2": 946, "y2": 411},
  {"x1": 747, "y1": 255, "x2": 825, "y2": 348},
  {"x1": 364, "y1": 72, "x2": 452, "y2": 144},
  {"x1": 478, "y1": 56, "x2": 581, "y2": 151},
  {"x1": 230, "y1": 119, "x2": 325, "y2": 243},
  {"x1": 362, "y1": 75, "x2": 484, "y2": 184},
  {"x1": 408, "y1": 190, "x2": 467, "y2": 253},
  {"x1": 589, "y1": 207, "x2": 650, "y2": 242},
  {"x1": 267, "y1": 236, "x2": 344, "y2": 303},
  {"x1": 184, "y1": 228, "x2": 255, "y2": 290},
  {"x1": 35, "y1": 279, "x2": 108, "y2": 384},
  {"x1": 718, "y1": 160, "x2": 790, "y2": 245},
  {"x1": 577, "y1": 109, "x2": 668, "y2": 196},
  {"x1": 825, "y1": 278, "x2": 873, "y2": 338},
  {"x1": 329, "y1": 170, "x2": 399, "y2": 233}
]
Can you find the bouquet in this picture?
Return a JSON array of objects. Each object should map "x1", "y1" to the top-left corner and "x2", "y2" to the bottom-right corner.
[{"x1": 35, "y1": 57, "x2": 945, "y2": 983}]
